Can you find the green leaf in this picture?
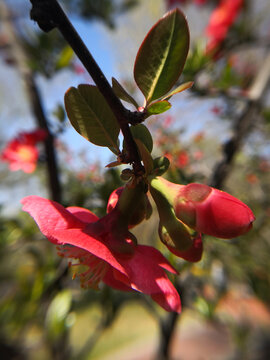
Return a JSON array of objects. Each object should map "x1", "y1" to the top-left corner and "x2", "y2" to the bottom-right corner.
[
  {"x1": 112, "y1": 77, "x2": 139, "y2": 108},
  {"x1": 123, "y1": 124, "x2": 153, "y2": 154},
  {"x1": 53, "y1": 103, "x2": 66, "y2": 123},
  {"x1": 45, "y1": 290, "x2": 72, "y2": 340},
  {"x1": 135, "y1": 139, "x2": 153, "y2": 175},
  {"x1": 146, "y1": 100, "x2": 171, "y2": 115},
  {"x1": 64, "y1": 85, "x2": 120, "y2": 150},
  {"x1": 161, "y1": 81, "x2": 193, "y2": 101},
  {"x1": 56, "y1": 46, "x2": 74, "y2": 70},
  {"x1": 153, "y1": 156, "x2": 170, "y2": 176},
  {"x1": 134, "y1": 9, "x2": 189, "y2": 104},
  {"x1": 130, "y1": 124, "x2": 153, "y2": 153}
]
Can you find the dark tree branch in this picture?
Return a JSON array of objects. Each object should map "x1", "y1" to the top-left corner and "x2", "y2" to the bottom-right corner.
[
  {"x1": 157, "y1": 279, "x2": 183, "y2": 360},
  {"x1": 1, "y1": 1, "x2": 62, "y2": 202},
  {"x1": 209, "y1": 100, "x2": 258, "y2": 189},
  {"x1": 209, "y1": 53, "x2": 270, "y2": 189},
  {"x1": 29, "y1": 0, "x2": 145, "y2": 173}
]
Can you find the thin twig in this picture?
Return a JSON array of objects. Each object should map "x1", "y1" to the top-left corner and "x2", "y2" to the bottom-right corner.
[{"x1": 29, "y1": 0, "x2": 145, "y2": 173}]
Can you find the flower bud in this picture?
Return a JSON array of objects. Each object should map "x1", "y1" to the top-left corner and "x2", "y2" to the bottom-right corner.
[
  {"x1": 149, "y1": 177, "x2": 255, "y2": 239},
  {"x1": 149, "y1": 177, "x2": 203, "y2": 261},
  {"x1": 159, "y1": 221, "x2": 203, "y2": 262},
  {"x1": 174, "y1": 183, "x2": 255, "y2": 238},
  {"x1": 107, "y1": 186, "x2": 152, "y2": 228}
]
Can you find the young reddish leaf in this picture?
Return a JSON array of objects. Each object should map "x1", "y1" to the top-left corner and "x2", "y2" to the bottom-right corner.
[
  {"x1": 135, "y1": 138, "x2": 154, "y2": 175},
  {"x1": 134, "y1": 9, "x2": 189, "y2": 104},
  {"x1": 105, "y1": 160, "x2": 122, "y2": 168},
  {"x1": 161, "y1": 81, "x2": 194, "y2": 101},
  {"x1": 64, "y1": 85, "x2": 120, "y2": 150},
  {"x1": 146, "y1": 100, "x2": 171, "y2": 115},
  {"x1": 112, "y1": 77, "x2": 139, "y2": 109}
]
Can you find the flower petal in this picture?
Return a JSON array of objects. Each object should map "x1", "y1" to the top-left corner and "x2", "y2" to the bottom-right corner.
[
  {"x1": 67, "y1": 206, "x2": 99, "y2": 223},
  {"x1": 21, "y1": 196, "x2": 85, "y2": 244},
  {"x1": 119, "y1": 245, "x2": 181, "y2": 312},
  {"x1": 103, "y1": 268, "x2": 133, "y2": 291},
  {"x1": 52, "y1": 228, "x2": 129, "y2": 278},
  {"x1": 165, "y1": 235, "x2": 203, "y2": 262}
]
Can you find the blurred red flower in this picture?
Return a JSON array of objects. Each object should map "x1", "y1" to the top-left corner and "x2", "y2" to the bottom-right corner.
[
  {"x1": 176, "y1": 150, "x2": 189, "y2": 168},
  {"x1": 206, "y1": 0, "x2": 243, "y2": 53},
  {"x1": 1, "y1": 129, "x2": 47, "y2": 173},
  {"x1": 21, "y1": 196, "x2": 181, "y2": 313}
]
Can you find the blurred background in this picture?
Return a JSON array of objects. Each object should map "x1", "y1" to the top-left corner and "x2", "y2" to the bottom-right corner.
[{"x1": 0, "y1": 0, "x2": 270, "y2": 359}]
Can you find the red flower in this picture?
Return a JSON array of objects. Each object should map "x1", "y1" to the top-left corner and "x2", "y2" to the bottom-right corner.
[
  {"x1": 21, "y1": 196, "x2": 181, "y2": 312},
  {"x1": 1, "y1": 129, "x2": 47, "y2": 173},
  {"x1": 176, "y1": 150, "x2": 189, "y2": 168},
  {"x1": 206, "y1": 0, "x2": 243, "y2": 53},
  {"x1": 151, "y1": 177, "x2": 255, "y2": 239},
  {"x1": 174, "y1": 182, "x2": 255, "y2": 238}
]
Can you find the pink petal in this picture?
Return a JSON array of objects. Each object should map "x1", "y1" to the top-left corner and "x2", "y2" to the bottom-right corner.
[
  {"x1": 51, "y1": 228, "x2": 129, "y2": 278},
  {"x1": 166, "y1": 235, "x2": 203, "y2": 262},
  {"x1": 119, "y1": 245, "x2": 181, "y2": 312},
  {"x1": 103, "y1": 268, "x2": 133, "y2": 291},
  {"x1": 67, "y1": 206, "x2": 99, "y2": 223},
  {"x1": 21, "y1": 196, "x2": 84, "y2": 244},
  {"x1": 135, "y1": 245, "x2": 178, "y2": 274}
]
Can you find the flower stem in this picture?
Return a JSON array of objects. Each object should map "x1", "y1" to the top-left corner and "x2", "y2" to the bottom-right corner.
[{"x1": 29, "y1": 0, "x2": 144, "y2": 173}]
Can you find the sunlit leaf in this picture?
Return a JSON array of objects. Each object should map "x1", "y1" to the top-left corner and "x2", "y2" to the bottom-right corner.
[
  {"x1": 45, "y1": 290, "x2": 72, "y2": 339},
  {"x1": 161, "y1": 81, "x2": 193, "y2": 101},
  {"x1": 64, "y1": 85, "x2": 120, "y2": 150},
  {"x1": 112, "y1": 77, "x2": 139, "y2": 108},
  {"x1": 56, "y1": 45, "x2": 74, "y2": 70},
  {"x1": 146, "y1": 100, "x2": 171, "y2": 115},
  {"x1": 134, "y1": 9, "x2": 189, "y2": 104}
]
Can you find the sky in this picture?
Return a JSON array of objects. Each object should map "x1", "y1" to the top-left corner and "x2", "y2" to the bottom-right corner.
[{"x1": 0, "y1": 0, "x2": 253, "y2": 213}]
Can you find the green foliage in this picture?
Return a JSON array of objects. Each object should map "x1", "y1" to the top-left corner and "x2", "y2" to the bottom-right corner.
[
  {"x1": 129, "y1": 124, "x2": 153, "y2": 153},
  {"x1": 70, "y1": 0, "x2": 139, "y2": 28},
  {"x1": 182, "y1": 43, "x2": 209, "y2": 80},
  {"x1": 146, "y1": 100, "x2": 171, "y2": 115},
  {"x1": 134, "y1": 9, "x2": 189, "y2": 104},
  {"x1": 45, "y1": 289, "x2": 72, "y2": 340},
  {"x1": 64, "y1": 85, "x2": 120, "y2": 151},
  {"x1": 153, "y1": 156, "x2": 170, "y2": 176},
  {"x1": 112, "y1": 77, "x2": 139, "y2": 108},
  {"x1": 55, "y1": 45, "x2": 74, "y2": 70},
  {"x1": 160, "y1": 81, "x2": 194, "y2": 101}
]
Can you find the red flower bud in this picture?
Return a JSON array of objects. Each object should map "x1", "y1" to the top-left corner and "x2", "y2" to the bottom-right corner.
[
  {"x1": 149, "y1": 177, "x2": 203, "y2": 262},
  {"x1": 107, "y1": 186, "x2": 152, "y2": 228},
  {"x1": 175, "y1": 183, "x2": 255, "y2": 238}
]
